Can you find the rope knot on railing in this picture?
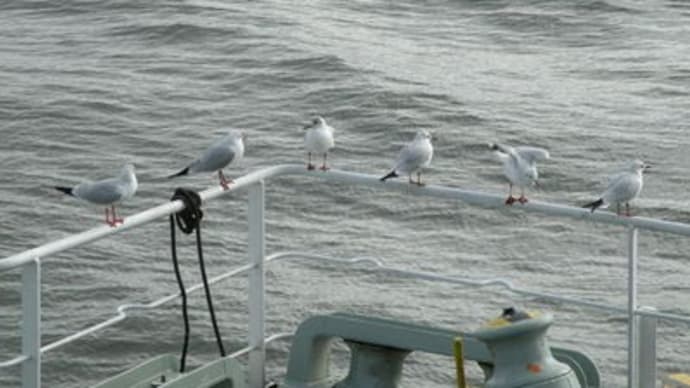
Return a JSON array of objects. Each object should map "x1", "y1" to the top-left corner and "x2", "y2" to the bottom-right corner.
[
  {"x1": 171, "y1": 188, "x2": 203, "y2": 234},
  {"x1": 169, "y1": 187, "x2": 226, "y2": 373}
]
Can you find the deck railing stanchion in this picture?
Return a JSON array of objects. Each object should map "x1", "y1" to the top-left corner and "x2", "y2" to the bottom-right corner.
[
  {"x1": 21, "y1": 258, "x2": 41, "y2": 388},
  {"x1": 636, "y1": 306, "x2": 657, "y2": 388},
  {"x1": 627, "y1": 227, "x2": 639, "y2": 388},
  {"x1": 248, "y1": 181, "x2": 266, "y2": 388}
]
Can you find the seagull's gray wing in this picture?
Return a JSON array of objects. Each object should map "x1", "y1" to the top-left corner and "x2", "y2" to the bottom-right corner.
[
  {"x1": 515, "y1": 147, "x2": 550, "y2": 164},
  {"x1": 73, "y1": 178, "x2": 126, "y2": 205},
  {"x1": 606, "y1": 171, "x2": 627, "y2": 184},
  {"x1": 603, "y1": 173, "x2": 639, "y2": 203},
  {"x1": 190, "y1": 142, "x2": 236, "y2": 173},
  {"x1": 395, "y1": 142, "x2": 428, "y2": 174}
]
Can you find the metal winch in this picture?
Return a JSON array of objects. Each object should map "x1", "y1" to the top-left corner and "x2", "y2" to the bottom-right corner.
[
  {"x1": 282, "y1": 311, "x2": 598, "y2": 388},
  {"x1": 473, "y1": 308, "x2": 582, "y2": 388}
]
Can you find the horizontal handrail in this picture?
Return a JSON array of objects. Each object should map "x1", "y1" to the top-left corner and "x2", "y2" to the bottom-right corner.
[
  {"x1": 228, "y1": 333, "x2": 293, "y2": 359},
  {"x1": 3, "y1": 251, "x2": 688, "y2": 369},
  {"x1": 3, "y1": 164, "x2": 690, "y2": 272},
  {"x1": 0, "y1": 355, "x2": 28, "y2": 369}
]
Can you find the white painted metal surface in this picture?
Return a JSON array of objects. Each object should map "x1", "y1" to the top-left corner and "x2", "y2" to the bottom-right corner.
[
  {"x1": 248, "y1": 181, "x2": 266, "y2": 388},
  {"x1": 637, "y1": 306, "x2": 658, "y2": 388},
  {"x1": 1, "y1": 164, "x2": 689, "y2": 388},
  {"x1": 628, "y1": 227, "x2": 639, "y2": 388},
  {"x1": 21, "y1": 259, "x2": 40, "y2": 388}
]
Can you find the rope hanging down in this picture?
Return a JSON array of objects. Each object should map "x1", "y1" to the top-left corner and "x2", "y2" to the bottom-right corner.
[{"x1": 169, "y1": 188, "x2": 226, "y2": 373}]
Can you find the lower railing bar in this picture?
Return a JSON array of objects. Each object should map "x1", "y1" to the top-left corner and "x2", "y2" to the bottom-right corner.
[
  {"x1": 268, "y1": 252, "x2": 690, "y2": 325},
  {"x1": 228, "y1": 333, "x2": 293, "y2": 359},
  {"x1": 4, "y1": 252, "x2": 690, "y2": 372},
  {"x1": 0, "y1": 262, "x2": 256, "y2": 368},
  {"x1": 41, "y1": 316, "x2": 127, "y2": 354},
  {"x1": 46, "y1": 263, "x2": 255, "y2": 356},
  {"x1": 266, "y1": 252, "x2": 630, "y2": 314},
  {"x1": 382, "y1": 266, "x2": 629, "y2": 314},
  {"x1": 0, "y1": 355, "x2": 29, "y2": 369},
  {"x1": 634, "y1": 308, "x2": 690, "y2": 324}
]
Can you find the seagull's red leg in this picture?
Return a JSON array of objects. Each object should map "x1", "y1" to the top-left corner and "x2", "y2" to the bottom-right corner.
[
  {"x1": 307, "y1": 152, "x2": 315, "y2": 170},
  {"x1": 518, "y1": 186, "x2": 528, "y2": 204},
  {"x1": 416, "y1": 172, "x2": 425, "y2": 186},
  {"x1": 112, "y1": 204, "x2": 124, "y2": 225},
  {"x1": 320, "y1": 153, "x2": 329, "y2": 171},
  {"x1": 616, "y1": 203, "x2": 621, "y2": 216},
  {"x1": 219, "y1": 171, "x2": 232, "y2": 190},
  {"x1": 408, "y1": 174, "x2": 414, "y2": 184},
  {"x1": 105, "y1": 207, "x2": 112, "y2": 226},
  {"x1": 626, "y1": 203, "x2": 631, "y2": 217},
  {"x1": 505, "y1": 184, "x2": 516, "y2": 205}
]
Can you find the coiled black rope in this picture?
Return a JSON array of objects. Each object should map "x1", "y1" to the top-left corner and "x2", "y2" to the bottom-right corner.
[{"x1": 169, "y1": 188, "x2": 226, "y2": 373}]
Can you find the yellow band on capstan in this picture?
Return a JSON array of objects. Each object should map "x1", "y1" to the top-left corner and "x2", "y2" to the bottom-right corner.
[
  {"x1": 667, "y1": 373, "x2": 690, "y2": 385},
  {"x1": 483, "y1": 311, "x2": 541, "y2": 328},
  {"x1": 454, "y1": 337, "x2": 466, "y2": 388}
]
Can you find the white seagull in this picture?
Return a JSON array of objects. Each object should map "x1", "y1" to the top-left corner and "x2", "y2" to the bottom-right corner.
[
  {"x1": 583, "y1": 159, "x2": 650, "y2": 216},
  {"x1": 380, "y1": 130, "x2": 433, "y2": 185},
  {"x1": 168, "y1": 130, "x2": 246, "y2": 190},
  {"x1": 490, "y1": 143, "x2": 550, "y2": 205},
  {"x1": 55, "y1": 164, "x2": 138, "y2": 227},
  {"x1": 303, "y1": 116, "x2": 335, "y2": 170}
]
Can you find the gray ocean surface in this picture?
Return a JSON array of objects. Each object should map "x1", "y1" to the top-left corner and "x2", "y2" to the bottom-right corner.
[{"x1": 1, "y1": 0, "x2": 690, "y2": 387}]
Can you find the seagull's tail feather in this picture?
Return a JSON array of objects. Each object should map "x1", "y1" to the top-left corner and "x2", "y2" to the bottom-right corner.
[
  {"x1": 167, "y1": 167, "x2": 189, "y2": 179},
  {"x1": 54, "y1": 186, "x2": 74, "y2": 196},
  {"x1": 489, "y1": 143, "x2": 507, "y2": 153},
  {"x1": 583, "y1": 198, "x2": 604, "y2": 213},
  {"x1": 380, "y1": 171, "x2": 398, "y2": 182}
]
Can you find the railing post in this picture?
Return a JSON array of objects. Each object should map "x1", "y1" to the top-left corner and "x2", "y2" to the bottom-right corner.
[
  {"x1": 21, "y1": 258, "x2": 41, "y2": 388},
  {"x1": 248, "y1": 181, "x2": 266, "y2": 388},
  {"x1": 636, "y1": 307, "x2": 657, "y2": 388},
  {"x1": 627, "y1": 227, "x2": 638, "y2": 388}
]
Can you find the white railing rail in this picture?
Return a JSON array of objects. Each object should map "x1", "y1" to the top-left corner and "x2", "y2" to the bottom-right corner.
[{"x1": 1, "y1": 164, "x2": 690, "y2": 388}]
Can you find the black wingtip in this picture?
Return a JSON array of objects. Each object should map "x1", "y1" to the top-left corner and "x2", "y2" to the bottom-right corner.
[
  {"x1": 583, "y1": 198, "x2": 604, "y2": 213},
  {"x1": 167, "y1": 167, "x2": 189, "y2": 179},
  {"x1": 380, "y1": 171, "x2": 398, "y2": 182},
  {"x1": 54, "y1": 186, "x2": 74, "y2": 196}
]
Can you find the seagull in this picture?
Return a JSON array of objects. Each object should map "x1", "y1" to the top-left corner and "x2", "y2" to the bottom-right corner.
[
  {"x1": 490, "y1": 143, "x2": 550, "y2": 205},
  {"x1": 583, "y1": 160, "x2": 650, "y2": 216},
  {"x1": 168, "y1": 130, "x2": 246, "y2": 190},
  {"x1": 54, "y1": 164, "x2": 138, "y2": 227},
  {"x1": 303, "y1": 116, "x2": 335, "y2": 171},
  {"x1": 380, "y1": 129, "x2": 433, "y2": 186}
]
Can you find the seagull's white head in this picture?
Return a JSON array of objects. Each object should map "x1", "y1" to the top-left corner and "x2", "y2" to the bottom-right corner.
[
  {"x1": 226, "y1": 130, "x2": 246, "y2": 142},
  {"x1": 525, "y1": 167, "x2": 539, "y2": 185},
  {"x1": 121, "y1": 163, "x2": 135, "y2": 175},
  {"x1": 629, "y1": 159, "x2": 650, "y2": 174},
  {"x1": 304, "y1": 116, "x2": 326, "y2": 130},
  {"x1": 119, "y1": 164, "x2": 137, "y2": 185},
  {"x1": 415, "y1": 129, "x2": 432, "y2": 141}
]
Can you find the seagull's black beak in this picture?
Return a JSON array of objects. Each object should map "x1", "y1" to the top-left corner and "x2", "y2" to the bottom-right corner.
[
  {"x1": 644, "y1": 164, "x2": 651, "y2": 171},
  {"x1": 302, "y1": 123, "x2": 313, "y2": 130}
]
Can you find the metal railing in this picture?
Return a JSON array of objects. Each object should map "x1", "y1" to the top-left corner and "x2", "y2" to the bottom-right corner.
[{"x1": 1, "y1": 164, "x2": 690, "y2": 388}]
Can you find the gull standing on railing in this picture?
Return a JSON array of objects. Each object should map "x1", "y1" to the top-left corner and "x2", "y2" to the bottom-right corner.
[
  {"x1": 583, "y1": 159, "x2": 650, "y2": 216},
  {"x1": 303, "y1": 116, "x2": 335, "y2": 171},
  {"x1": 54, "y1": 163, "x2": 138, "y2": 227},
  {"x1": 168, "y1": 130, "x2": 246, "y2": 190},
  {"x1": 380, "y1": 129, "x2": 434, "y2": 186},
  {"x1": 490, "y1": 143, "x2": 550, "y2": 205}
]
